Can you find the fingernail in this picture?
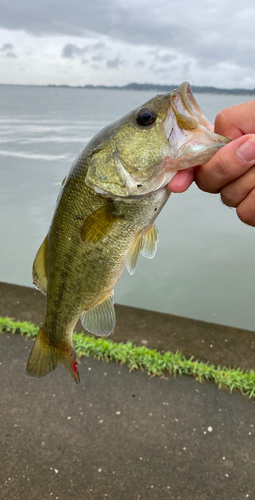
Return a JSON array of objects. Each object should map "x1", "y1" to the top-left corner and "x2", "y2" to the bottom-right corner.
[{"x1": 237, "y1": 139, "x2": 255, "y2": 162}]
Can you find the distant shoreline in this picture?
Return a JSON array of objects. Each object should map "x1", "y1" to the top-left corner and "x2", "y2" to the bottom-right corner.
[{"x1": 0, "y1": 82, "x2": 255, "y2": 96}]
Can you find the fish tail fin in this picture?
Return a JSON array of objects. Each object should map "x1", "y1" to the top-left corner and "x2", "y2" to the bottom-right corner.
[{"x1": 26, "y1": 326, "x2": 80, "y2": 384}]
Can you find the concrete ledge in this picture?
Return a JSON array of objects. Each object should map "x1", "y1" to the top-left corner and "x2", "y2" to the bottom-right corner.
[{"x1": 0, "y1": 281, "x2": 254, "y2": 370}]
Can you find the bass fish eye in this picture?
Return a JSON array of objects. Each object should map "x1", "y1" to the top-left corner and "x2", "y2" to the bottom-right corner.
[{"x1": 136, "y1": 108, "x2": 156, "y2": 127}]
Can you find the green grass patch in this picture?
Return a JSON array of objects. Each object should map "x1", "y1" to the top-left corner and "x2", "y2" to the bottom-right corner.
[{"x1": 1, "y1": 316, "x2": 255, "y2": 397}]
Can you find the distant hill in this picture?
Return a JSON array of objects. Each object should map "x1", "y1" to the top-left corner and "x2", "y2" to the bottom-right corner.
[
  {"x1": 0, "y1": 82, "x2": 254, "y2": 95},
  {"x1": 123, "y1": 83, "x2": 255, "y2": 95},
  {"x1": 48, "y1": 82, "x2": 255, "y2": 95}
]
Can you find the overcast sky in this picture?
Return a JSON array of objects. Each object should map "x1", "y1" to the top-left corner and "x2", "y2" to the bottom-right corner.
[{"x1": 0, "y1": 0, "x2": 254, "y2": 88}]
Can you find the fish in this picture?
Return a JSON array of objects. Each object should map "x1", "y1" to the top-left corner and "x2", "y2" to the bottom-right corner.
[{"x1": 26, "y1": 82, "x2": 230, "y2": 383}]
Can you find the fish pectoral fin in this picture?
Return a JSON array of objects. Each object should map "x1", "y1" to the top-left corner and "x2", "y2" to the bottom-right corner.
[
  {"x1": 141, "y1": 224, "x2": 159, "y2": 259},
  {"x1": 80, "y1": 294, "x2": 116, "y2": 337},
  {"x1": 80, "y1": 202, "x2": 124, "y2": 242},
  {"x1": 125, "y1": 231, "x2": 144, "y2": 275},
  {"x1": 32, "y1": 236, "x2": 48, "y2": 295},
  {"x1": 26, "y1": 326, "x2": 80, "y2": 384}
]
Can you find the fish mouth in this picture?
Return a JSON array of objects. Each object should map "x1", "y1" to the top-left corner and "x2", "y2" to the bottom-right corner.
[
  {"x1": 173, "y1": 82, "x2": 212, "y2": 130},
  {"x1": 163, "y1": 82, "x2": 231, "y2": 171}
]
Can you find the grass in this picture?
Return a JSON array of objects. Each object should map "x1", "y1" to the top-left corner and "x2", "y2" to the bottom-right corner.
[{"x1": 1, "y1": 316, "x2": 255, "y2": 397}]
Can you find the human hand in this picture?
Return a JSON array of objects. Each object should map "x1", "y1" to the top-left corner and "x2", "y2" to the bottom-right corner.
[{"x1": 168, "y1": 100, "x2": 255, "y2": 226}]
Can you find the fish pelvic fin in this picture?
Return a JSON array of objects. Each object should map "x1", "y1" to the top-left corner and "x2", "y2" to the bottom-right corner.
[
  {"x1": 26, "y1": 326, "x2": 80, "y2": 384},
  {"x1": 125, "y1": 231, "x2": 144, "y2": 275},
  {"x1": 125, "y1": 225, "x2": 159, "y2": 275},
  {"x1": 141, "y1": 224, "x2": 159, "y2": 259},
  {"x1": 33, "y1": 236, "x2": 48, "y2": 295},
  {"x1": 81, "y1": 293, "x2": 116, "y2": 336}
]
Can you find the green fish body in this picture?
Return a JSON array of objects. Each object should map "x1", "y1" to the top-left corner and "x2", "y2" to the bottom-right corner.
[{"x1": 27, "y1": 82, "x2": 230, "y2": 383}]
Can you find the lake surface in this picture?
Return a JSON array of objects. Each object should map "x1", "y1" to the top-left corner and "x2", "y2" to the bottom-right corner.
[{"x1": 0, "y1": 85, "x2": 255, "y2": 331}]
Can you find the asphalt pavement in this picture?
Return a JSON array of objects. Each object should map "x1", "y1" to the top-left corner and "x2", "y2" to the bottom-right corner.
[{"x1": 0, "y1": 282, "x2": 255, "y2": 500}]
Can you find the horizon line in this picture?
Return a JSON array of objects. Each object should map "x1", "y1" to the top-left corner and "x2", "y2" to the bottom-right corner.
[{"x1": 0, "y1": 82, "x2": 254, "y2": 95}]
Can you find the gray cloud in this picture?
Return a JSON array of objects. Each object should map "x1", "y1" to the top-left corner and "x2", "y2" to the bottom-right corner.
[
  {"x1": 0, "y1": 43, "x2": 17, "y2": 58},
  {"x1": 92, "y1": 42, "x2": 105, "y2": 51},
  {"x1": 62, "y1": 43, "x2": 88, "y2": 58},
  {"x1": 157, "y1": 54, "x2": 176, "y2": 63},
  {"x1": 91, "y1": 55, "x2": 104, "y2": 62},
  {"x1": 106, "y1": 57, "x2": 123, "y2": 69},
  {"x1": 61, "y1": 41, "x2": 124, "y2": 70},
  {"x1": 0, "y1": 43, "x2": 14, "y2": 51},
  {"x1": 0, "y1": 1, "x2": 206, "y2": 53},
  {"x1": 135, "y1": 60, "x2": 146, "y2": 67},
  {"x1": 0, "y1": 0, "x2": 255, "y2": 77},
  {"x1": 62, "y1": 41, "x2": 106, "y2": 59},
  {"x1": 5, "y1": 51, "x2": 17, "y2": 58},
  {"x1": 149, "y1": 63, "x2": 172, "y2": 75}
]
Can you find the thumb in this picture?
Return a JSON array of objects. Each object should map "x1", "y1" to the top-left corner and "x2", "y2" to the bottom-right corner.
[{"x1": 195, "y1": 135, "x2": 255, "y2": 193}]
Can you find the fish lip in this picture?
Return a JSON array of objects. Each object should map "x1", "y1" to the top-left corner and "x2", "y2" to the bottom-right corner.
[
  {"x1": 170, "y1": 81, "x2": 212, "y2": 129},
  {"x1": 176, "y1": 82, "x2": 231, "y2": 143},
  {"x1": 178, "y1": 82, "x2": 200, "y2": 114}
]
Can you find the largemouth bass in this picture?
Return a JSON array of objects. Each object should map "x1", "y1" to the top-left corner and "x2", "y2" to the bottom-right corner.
[{"x1": 27, "y1": 82, "x2": 230, "y2": 383}]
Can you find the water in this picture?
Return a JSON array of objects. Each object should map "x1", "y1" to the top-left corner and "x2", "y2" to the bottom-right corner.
[{"x1": 0, "y1": 85, "x2": 255, "y2": 331}]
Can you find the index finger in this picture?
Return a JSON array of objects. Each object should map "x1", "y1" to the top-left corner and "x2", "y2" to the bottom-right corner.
[{"x1": 215, "y1": 100, "x2": 255, "y2": 139}]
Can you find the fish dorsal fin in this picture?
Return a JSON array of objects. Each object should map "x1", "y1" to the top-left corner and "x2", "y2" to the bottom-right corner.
[
  {"x1": 80, "y1": 294, "x2": 116, "y2": 336},
  {"x1": 32, "y1": 236, "x2": 48, "y2": 295},
  {"x1": 125, "y1": 231, "x2": 144, "y2": 275},
  {"x1": 80, "y1": 203, "x2": 124, "y2": 242},
  {"x1": 141, "y1": 224, "x2": 159, "y2": 259}
]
